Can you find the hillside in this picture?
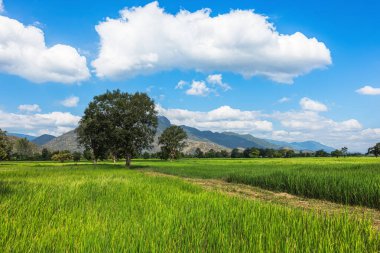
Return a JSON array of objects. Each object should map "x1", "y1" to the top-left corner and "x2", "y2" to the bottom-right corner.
[
  {"x1": 41, "y1": 116, "x2": 335, "y2": 153},
  {"x1": 31, "y1": 134, "x2": 56, "y2": 146}
]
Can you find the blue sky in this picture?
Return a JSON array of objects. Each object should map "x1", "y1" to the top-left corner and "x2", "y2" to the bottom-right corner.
[{"x1": 0, "y1": 0, "x2": 379, "y2": 152}]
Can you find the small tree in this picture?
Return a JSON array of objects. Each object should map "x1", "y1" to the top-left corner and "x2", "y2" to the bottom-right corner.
[
  {"x1": 341, "y1": 147, "x2": 348, "y2": 157},
  {"x1": 194, "y1": 148, "x2": 204, "y2": 158},
  {"x1": 331, "y1": 149, "x2": 343, "y2": 158},
  {"x1": 72, "y1": 152, "x2": 82, "y2": 164},
  {"x1": 0, "y1": 129, "x2": 12, "y2": 161},
  {"x1": 15, "y1": 138, "x2": 33, "y2": 160},
  {"x1": 41, "y1": 148, "x2": 51, "y2": 161},
  {"x1": 368, "y1": 143, "x2": 380, "y2": 158},
  {"x1": 231, "y1": 148, "x2": 241, "y2": 158},
  {"x1": 158, "y1": 126, "x2": 188, "y2": 160},
  {"x1": 51, "y1": 151, "x2": 72, "y2": 163}
]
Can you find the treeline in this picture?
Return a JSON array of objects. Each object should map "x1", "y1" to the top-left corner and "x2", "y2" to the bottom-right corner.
[{"x1": 140, "y1": 147, "x2": 369, "y2": 159}]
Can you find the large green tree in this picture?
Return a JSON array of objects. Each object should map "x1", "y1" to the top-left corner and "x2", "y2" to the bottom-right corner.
[
  {"x1": 0, "y1": 129, "x2": 12, "y2": 161},
  {"x1": 158, "y1": 126, "x2": 187, "y2": 160},
  {"x1": 78, "y1": 90, "x2": 158, "y2": 167}
]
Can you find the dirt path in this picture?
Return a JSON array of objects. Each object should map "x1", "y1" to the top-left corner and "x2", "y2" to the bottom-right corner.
[{"x1": 144, "y1": 171, "x2": 380, "y2": 230}]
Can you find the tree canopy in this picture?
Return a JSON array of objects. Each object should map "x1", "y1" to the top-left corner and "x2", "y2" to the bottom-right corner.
[
  {"x1": 158, "y1": 126, "x2": 188, "y2": 160},
  {"x1": 0, "y1": 129, "x2": 12, "y2": 161},
  {"x1": 77, "y1": 90, "x2": 158, "y2": 167}
]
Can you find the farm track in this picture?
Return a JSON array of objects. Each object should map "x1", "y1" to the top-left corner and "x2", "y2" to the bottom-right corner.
[{"x1": 144, "y1": 171, "x2": 380, "y2": 230}]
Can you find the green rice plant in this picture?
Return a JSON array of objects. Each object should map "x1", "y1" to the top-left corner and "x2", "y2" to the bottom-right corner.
[
  {"x1": 0, "y1": 162, "x2": 379, "y2": 252},
  {"x1": 139, "y1": 157, "x2": 380, "y2": 209}
]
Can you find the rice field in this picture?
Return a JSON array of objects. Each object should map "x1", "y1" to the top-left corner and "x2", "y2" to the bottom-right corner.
[
  {"x1": 139, "y1": 157, "x2": 380, "y2": 209},
  {"x1": 0, "y1": 160, "x2": 379, "y2": 252}
]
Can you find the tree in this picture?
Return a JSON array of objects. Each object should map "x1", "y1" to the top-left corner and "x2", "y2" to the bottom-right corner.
[
  {"x1": 0, "y1": 129, "x2": 12, "y2": 161},
  {"x1": 315, "y1": 149, "x2": 329, "y2": 157},
  {"x1": 72, "y1": 152, "x2": 82, "y2": 163},
  {"x1": 341, "y1": 147, "x2": 348, "y2": 157},
  {"x1": 231, "y1": 148, "x2": 241, "y2": 158},
  {"x1": 194, "y1": 148, "x2": 204, "y2": 158},
  {"x1": 251, "y1": 148, "x2": 260, "y2": 158},
  {"x1": 51, "y1": 151, "x2": 72, "y2": 163},
  {"x1": 158, "y1": 126, "x2": 188, "y2": 160},
  {"x1": 41, "y1": 148, "x2": 51, "y2": 161},
  {"x1": 15, "y1": 138, "x2": 33, "y2": 160},
  {"x1": 331, "y1": 149, "x2": 343, "y2": 158},
  {"x1": 78, "y1": 90, "x2": 158, "y2": 168},
  {"x1": 368, "y1": 143, "x2": 380, "y2": 158},
  {"x1": 83, "y1": 149, "x2": 94, "y2": 162},
  {"x1": 220, "y1": 150, "x2": 230, "y2": 158}
]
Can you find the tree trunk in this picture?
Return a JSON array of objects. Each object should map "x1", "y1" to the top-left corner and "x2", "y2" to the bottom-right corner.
[
  {"x1": 93, "y1": 159, "x2": 97, "y2": 165},
  {"x1": 125, "y1": 154, "x2": 131, "y2": 168},
  {"x1": 113, "y1": 155, "x2": 116, "y2": 164}
]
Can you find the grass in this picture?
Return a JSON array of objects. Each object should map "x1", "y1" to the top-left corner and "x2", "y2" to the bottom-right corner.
[
  {"x1": 0, "y1": 161, "x2": 379, "y2": 252},
  {"x1": 137, "y1": 157, "x2": 380, "y2": 209}
]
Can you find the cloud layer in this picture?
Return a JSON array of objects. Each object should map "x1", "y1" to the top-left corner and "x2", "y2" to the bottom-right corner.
[
  {"x1": 0, "y1": 16, "x2": 90, "y2": 83},
  {"x1": 0, "y1": 110, "x2": 80, "y2": 136},
  {"x1": 92, "y1": 2, "x2": 331, "y2": 83},
  {"x1": 157, "y1": 97, "x2": 379, "y2": 152},
  {"x1": 18, "y1": 104, "x2": 41, "y2": 113}
]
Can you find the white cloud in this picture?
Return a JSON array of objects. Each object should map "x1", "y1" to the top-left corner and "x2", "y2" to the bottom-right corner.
[
  {"x1": 18, "y1": 104, "x2": 41, "y2": 112},
  {"x1": 186, "y1": 80, "x2": 210, "y2": 96},
  {"x1": 207, "y1": 74, "x2": 231, "y2": 91},
  {"x1": 0, "y1": 16, "x2": 90, "y2": 83},
  {"x1": 356, "y1": 85, "x2": 380, "y2": 95},
  {"x1": 175, "y1": 80, "x2": 188, "y2": 89},
  {"x1": 92, "y1": 2, "x2": 331, "y2": 83},
  {"x1": 61, "y1": 96, "x2": 80, "y2": 107},
  {"x1": 157, "y1": 102, "x2": 379, "y2": 152},
  {"x1": 0, "y1": 0, "x2": 4, "y2": 13},
  {"x1": 0, "y1": 110, "x2": 80, "y2": 136},
  {"x1": 157, "y1": 104, "x2": 273, "y2": 132},
  {"x1": 299, "y1": 97, "x2": 327, "y2": 112},
  {"x1": 278, "y1": 97, "x2": 290, "y2": 103}
]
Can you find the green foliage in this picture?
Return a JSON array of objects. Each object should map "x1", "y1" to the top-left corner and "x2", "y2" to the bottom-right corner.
[
  {"x1": 194, "y1": 148, "x2": 204, "y2": 158},
  {"x1": 41, "y1": 148, "x2": 51, "y2": 161},
  {"x1": 315, "y1": 149, "x2": 329, "y2": 157},
  {"x1": 0, "y1": 129, "x2": 12, "y2": 161},
  {"x1": 331, "y1": 149, "x2": 343, "y2": 158},
  {"x1": 141, "y1": 158, "x2": 380, "y2": 209},
  {"x1": 368, "y1": 143, "x2": 380, "y2": 157},
  {"x1": 72, "y1": 152, "x2": 82, "y2": 163},
  {"x1": 78, "y1": 90, "x2": 158, "y2": 167},
  {"x1": 14, "y1": 138, "x2": 33, "y2": 160},
  {"x1": 158, "y1": 126, "x2": 187, "y2": 160},
  {"x1": 231, "y1": 148, "x2": 242, "y2": 158},
  {"x1": 0, "y1": 162, "x2": 378, "y2": 252},
  {"x1": 51, "y1": 151, "x2": 72, "y2": 163}
]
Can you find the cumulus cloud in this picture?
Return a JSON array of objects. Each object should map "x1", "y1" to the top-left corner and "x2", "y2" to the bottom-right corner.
[
  {"x1": 356, "y1": 85, "x2": 380, "y2": 95},
  {"x1": 0, "y1": 110, "x2": 80, "y2": 136},
  {"x1": 157, "y1": 104, "x2": 273, "y2": 132},
  {"x1": 0, "y1": 16, "x2": 90, "y2": 83},
  {"x1": 18, "y1": 104, "x2": 41, "y2": 112},
  {"x1": 207, "y1": 74, "x2": 231, "y2": 91},
  {"x1": 186, "y1": 81, "x2": 210, "y2": 96},
  {"x1": 92, "y1": 2, "x2": 331, "y2": 83},
  {"x1": 299, "y1": 97, "x2": 327, "y2": 112},
  {"x1": 157, "y1": 100, "x2": 378, "y2": 152},
  {"x1": 61, "y1": 96, "x2": 80, "y2": 107}
]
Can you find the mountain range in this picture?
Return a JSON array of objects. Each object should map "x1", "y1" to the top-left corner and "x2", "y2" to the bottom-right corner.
[{"x1": 8, "y1": 116, "x2": 335, "y2": 153}]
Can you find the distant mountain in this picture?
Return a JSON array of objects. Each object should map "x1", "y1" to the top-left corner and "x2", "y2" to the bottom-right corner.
[
  {"x1": 7, "y1": 133, "x2": 36, "y2": 141},
  {"x1": 266, "y1": 140, "x2": 335, "y2": 152},
  {"x1": 42, "y1": 130, "x2": 82, "y2": 152},
  {"x1": 31, "y1": 134, "x2": 56, "y2": 146},
  {"x1": 41, "y1": 116, "x2": 335, "y2": 153}
]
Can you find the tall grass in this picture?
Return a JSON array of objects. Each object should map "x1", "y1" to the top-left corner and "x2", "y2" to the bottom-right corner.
[
  {"x1": 139, "y1": 158, "x2": 380, "y2": 209},
  {"x1": 0, "y1": 162, "x2": 379, "y2": 252}
]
